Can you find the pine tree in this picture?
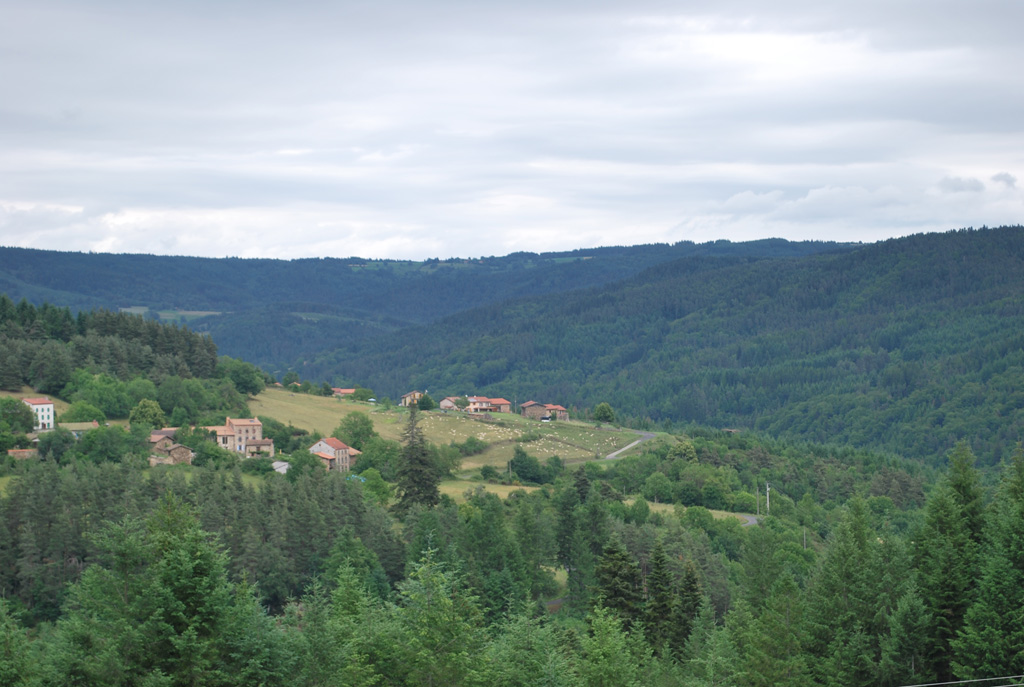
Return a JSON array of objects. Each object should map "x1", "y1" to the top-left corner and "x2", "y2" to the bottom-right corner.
[
  {"x1": 644, "y1": 540, "x2": 675, "y2": 654},
  {"x1": 392, "y1": 406, "x2": 440, "y2": 517},
  {"x1": 952, "y1": 446, "x2": 1024, "y2": 679},
  {"x1": 915, "y1": 449, "x2": 984, "y2": 682},
  {"x1": 738, "y1": 573, "x2": 810, "y2": 687},
  {"x1": 594, "y1": 538, "x2": 643, "y2": 630},
  {"x1": 673, "y1": 560, "x2": 703, "y2": 649}
]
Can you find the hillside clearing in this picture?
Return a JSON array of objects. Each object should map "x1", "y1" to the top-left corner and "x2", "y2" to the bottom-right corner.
[{"x1": 249, "y1": 387, "x2": 649, "y2": 465}]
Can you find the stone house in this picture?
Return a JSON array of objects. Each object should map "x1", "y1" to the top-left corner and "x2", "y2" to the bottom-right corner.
[
  {"x1": 520, "y1": 401, "x2": 569, "y2": 421},
  {"x1": 308, "y1": 437, "x2": 360, "y2": 472},
  {"x1": 205, "y1": 418, "x2": 275, "y2": 457}
]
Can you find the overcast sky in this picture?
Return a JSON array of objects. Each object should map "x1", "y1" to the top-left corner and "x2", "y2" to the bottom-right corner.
[{"x1": 2, "y1": 1, "x2": 1022, "y2": 260}]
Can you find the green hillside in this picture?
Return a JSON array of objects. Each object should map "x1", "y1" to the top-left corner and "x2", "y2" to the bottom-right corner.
[
  {"x1": 303, "y1": 227, "x2": 1024, "y2": 466},
  {"x1": 0, "y1": 239, "x2": 851, "y2": 373}
]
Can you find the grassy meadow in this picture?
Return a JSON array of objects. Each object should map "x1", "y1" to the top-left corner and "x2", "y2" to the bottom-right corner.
[{"x1": 249, "y1": 387, "x2": 648, "y2": 471}]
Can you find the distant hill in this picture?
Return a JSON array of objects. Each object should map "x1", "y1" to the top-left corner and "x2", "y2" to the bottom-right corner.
[
  {"x1": 0, "y1": 239, "x2": 851, "y2": 373},
  {"x1": 301, "y1": 227, "x2": 1024, "y2": 467}
]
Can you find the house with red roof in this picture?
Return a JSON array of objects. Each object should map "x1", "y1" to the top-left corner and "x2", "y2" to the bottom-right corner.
[
  {"x1": 308, "y1": 436, "x2": 361, "y2": 472},
  {"x1": 205, "y1": 417, "x2": 275, "y2": 458},
  {"x1": 22, "y1": 397, "x2": 54, "y2": 430},
  {"x1": 520, "y1": 401, "x2": 569, "y2": 421},
  {"x1": 465, "y1": 396, "x2": 508, "y2": 413}
]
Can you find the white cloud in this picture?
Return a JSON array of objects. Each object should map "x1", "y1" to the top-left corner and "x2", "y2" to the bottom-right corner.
[{"x1": 1, "y1": 0, "x2": 1022, "y2": 259}]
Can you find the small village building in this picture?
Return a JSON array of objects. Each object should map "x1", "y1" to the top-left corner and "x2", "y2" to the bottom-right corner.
[
  {"x1": 439, "y1": 396, "x2": 461, "y2": 411},
  {"x1": 400, "y1": 391, "x2": 424, "y2": 407},
  {"x1": 308, "y1": 437, "x2": 360, "y2": 472},
  {"x1": 466, "y1": 396, "x2": 512, "y2": 413},
  {"x1": 521, "y1": 401, "x2": 569, "y2": 421},
  {"x1": 22, "y1": 398, "x2": 54, "y2": 430},
  {"x1": 204, "y1": 418, "x2": 274, "y2": 457},
  {"x1": 332, "y1": 388, "x2": 356, "y2": 397},
  {"x1": 146, "y1": 427, "x2": 194, "y2": 466},
  {"x1": 7, "y1": 448, "x2": 38, "y2": 460}
]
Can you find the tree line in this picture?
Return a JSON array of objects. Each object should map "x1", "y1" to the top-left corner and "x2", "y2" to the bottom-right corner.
[{"x1": 4, "y1": 404, "x2": 1024, "y2": 685}]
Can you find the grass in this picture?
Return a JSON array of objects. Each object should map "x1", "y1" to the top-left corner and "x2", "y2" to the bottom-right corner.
[
  {"x1": 0, "y1": 475, "x2": 14, "y2": 496},
  {"x1": 248, "y1": 387, "x2": 380, "y2": 435},
  {"x1": 248, "y1": 388, "x2": 649, "y2": 468},
  {"x1": 439, "y1": 479, "x2": 540, "y2": 502}
]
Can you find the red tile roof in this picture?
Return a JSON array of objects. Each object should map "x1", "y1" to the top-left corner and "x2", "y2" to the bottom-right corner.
[{"x1": 22, "y1": 398, "x2": 52, "y2": 405}]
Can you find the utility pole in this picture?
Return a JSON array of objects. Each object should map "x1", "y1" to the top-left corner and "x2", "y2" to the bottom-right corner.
[
  {"x1": 766, "y1": 481, "x2": 771, "y2": 516},
  {"x1": 756, "y1": 485, "x2": 760, "y2": 516}
]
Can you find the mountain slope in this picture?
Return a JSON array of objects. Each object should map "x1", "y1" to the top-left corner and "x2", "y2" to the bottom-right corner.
[
  {"x1": 0, "y1": 239, "x2": 850, "y2": 371},
  {"x1": 304, "y1": 227, "x2": 1024, "y2": 465}
]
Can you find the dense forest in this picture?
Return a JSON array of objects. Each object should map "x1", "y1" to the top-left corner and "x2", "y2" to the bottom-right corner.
[
  {"x1": 1, "y1": 281, "x2": 1022, "y2": 685},
  {"x1": 1, "y1": 422, "x2": 1021, "y2": 686},
  {"x1": 0, "y1": 239, "x2": 851, "y2": 373},
  {"x1": 0, "y1": 297, "x2": 266, "y2": 438},
  {"x1": 305, "y1": 227, "x2": 1024, "y2": 468}
]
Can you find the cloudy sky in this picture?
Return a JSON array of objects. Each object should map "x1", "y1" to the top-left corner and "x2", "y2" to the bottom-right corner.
[{"x1": 2, "y1": 0, "x2": 1022, "y2": 260}]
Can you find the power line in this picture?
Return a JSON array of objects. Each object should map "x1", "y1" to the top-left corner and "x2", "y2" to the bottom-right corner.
[{"x1": 897, "y1": 676, "x2": 1024, "y2": 687}]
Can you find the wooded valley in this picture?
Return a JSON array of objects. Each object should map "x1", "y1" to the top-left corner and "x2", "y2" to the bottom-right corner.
[{"x1": 1, "y1": 227, "x2": 1023, "y2": 685}]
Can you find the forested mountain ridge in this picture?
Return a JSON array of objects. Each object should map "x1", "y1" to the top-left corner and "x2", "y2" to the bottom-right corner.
[
  {"x1": 305, "y1": 226, "x2": 1024, "y2": 467},
  {"x1": 0, "y1": 239, "x2": 852, "y2": 372}
]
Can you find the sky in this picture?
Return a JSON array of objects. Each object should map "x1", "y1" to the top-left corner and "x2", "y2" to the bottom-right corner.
[{"x1": 2, "y1": 0, "x2": 1022, "y2": 260}]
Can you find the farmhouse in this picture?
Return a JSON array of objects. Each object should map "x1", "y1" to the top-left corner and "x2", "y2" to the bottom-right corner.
[
  {"x1": 22, "y1": 397, "x2": 54, "y2": 430},
  {"x1": 205, "y1": 417, "x2": 275, "y2": 458},
  {"x1": 147, "y1": 427, "x2": 195, "y2": 466},
  {"x1": 440, "y1": 396, "x2": 511, "y2": 413},
  {"x1": 308, "y1": 436, "x2": 361, "y2": 472},
  {"x1": 521, "y1": 401, "x2": 569, "y2": 421},
  {"x1": 332, "y1": 388, "x2": 356, "y2": 397},
  {"x1": 400, "y1": 391, "x2": 424, "y2": 407},
  {"x1": 466, "y1": 396, "x2": 512, "y2": 413}
]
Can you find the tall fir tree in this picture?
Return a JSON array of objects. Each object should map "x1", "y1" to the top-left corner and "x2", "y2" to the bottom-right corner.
[
  {"x1": 392, "y1": 405, "x2": 440, "y2": 517},
  {"x1": 915, "y1": 442, "x2": 985, "y2": 682},
  {"x1": 644, "y1": 540, "x2": 675, "y2": 654},
  {"x1": 594, "y1": 537, "x2": 643, "y2": 630},
  {"x1": 952, "y1": 446, "x2": 1024, "y2": 679}
]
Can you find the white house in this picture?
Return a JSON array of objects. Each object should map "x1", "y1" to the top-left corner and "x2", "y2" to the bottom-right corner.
[{"x1": 22, "y1": 397, "x2": 55, "y2": 430}]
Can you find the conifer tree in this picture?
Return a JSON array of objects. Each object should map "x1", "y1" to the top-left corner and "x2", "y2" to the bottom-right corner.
[
  {"x1": 952, "y1": 446, "x2": 1024, "y2": 679},
  {"x1": 644, "y1": 540, "x2": 675, "y2": 654},
  {"x1": 915, "y1": 444, "x2": 985, "y2": 681},
  {"x1": 674, "y1": 559, "x2": 704, "y2": 649},
  {"x1": 594, "y1": 537, "x2": 643, "y2": 630},
  {"x1": 392, "y1": 405, "x2": 440, "y2": 517}
]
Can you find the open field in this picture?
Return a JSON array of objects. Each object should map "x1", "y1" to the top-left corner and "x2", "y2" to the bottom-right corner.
[
  {"x1": 249, "y1": 388, "x2": 378, "y2": 435},
  {"x1": 249, "y1": 387, "x2": 649, "y2": 466},
  {"x1": 439, "y1": 479, "x2": 540, "y2": 502}
]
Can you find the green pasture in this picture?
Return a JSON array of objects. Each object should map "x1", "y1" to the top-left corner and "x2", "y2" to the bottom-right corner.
[{"x1": 249, "y1": 388, "x2": 646, "y2": 466}]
